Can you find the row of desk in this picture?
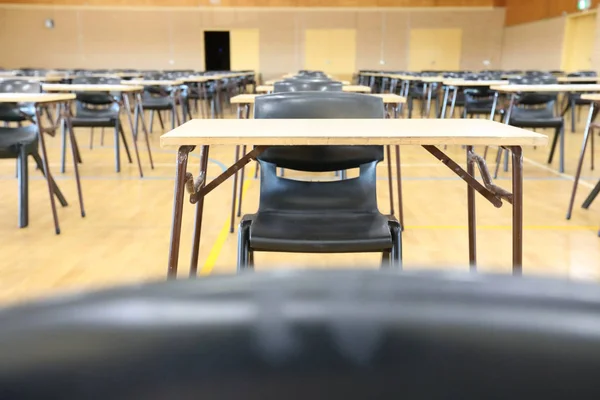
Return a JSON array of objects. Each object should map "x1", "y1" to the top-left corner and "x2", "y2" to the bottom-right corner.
[{"x1": 0, "y1": 72, "x2": 255, "y2": 234}]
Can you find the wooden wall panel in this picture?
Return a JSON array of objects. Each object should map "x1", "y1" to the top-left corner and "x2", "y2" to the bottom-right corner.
[
  {"x1": 506, "y1": 0, "x2": 599, "y2": 26},
  {"x1": 0, "y1": 0, "x2": 497, "y2": 6},
  {"x1": 0, "y1": 5, "x2": 505, "y2": 76}
]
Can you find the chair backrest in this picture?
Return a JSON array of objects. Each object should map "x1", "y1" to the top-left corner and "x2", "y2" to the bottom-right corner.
[
  {"x1": 509, "y1": 75, "x2": 557, "y2": 106},
  {"x1": 254, "y1": 91, "x2": 383, "y2": 172},
  {"x1": 0, "y1": 79, "x2": 41, "y2": 93},
  {"x1": 274, "y1": 79, "x2": 342, "y2": 93},
  {"x1": 72, "y1": 76, "x2": 120, "y2": 105}
]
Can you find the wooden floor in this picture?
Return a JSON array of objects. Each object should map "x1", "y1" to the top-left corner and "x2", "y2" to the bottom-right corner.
[{"x1": 1, "y1": 103, "x2": 600, "y2": 305}]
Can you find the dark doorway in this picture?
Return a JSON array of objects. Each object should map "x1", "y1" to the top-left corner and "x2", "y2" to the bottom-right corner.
[{"x1": 204, "y1": 31, "x2": 230, "y2": 71}]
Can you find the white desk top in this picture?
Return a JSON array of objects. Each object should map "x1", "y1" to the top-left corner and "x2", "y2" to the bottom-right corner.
[
  {"x1": 389, "y1": 75, "x2": 445, "y2": 82},
  {"x1": 256, "y1": 85, "x2": 371, "y2": 93},
  {"x1": 122, "y1": 79, "x2": 183, "y2": 86},
  {"x1": 0, "y1": 93, "x2": 75, "y2": 103},
  {"x1": 265, "y1": 79, "x2": 351, "y2": 85},
  {"x1": 444, "y1": 80, "x2": 509, "y2": 87},
  {"x1": 90, "y1": 73, "x2": 142, "y2": 79},
  {"x1": 181, "y1": 73, "x2": 251, "y2": 83},
  {"x1": 581, "y1": 94, "x2": 600, "y2": 101},
  {"x1": 230, "y1": 93, "x2": 406, "y2": 104},
  {"x1": 43, "y1": 83, "x2": 144, "y2": 92},
  {"x1": 0, "y1": 76, "x2": 64, "y2": 82},
  {"x1": 491, "y1": 84, "x2": 600, "y2": 92},
  {"x1": 558, "y1": 76, "x2": 600, "y2": 83},
  {"x1": 160, "y1": 118, "x2": 547, "y2": 148}
]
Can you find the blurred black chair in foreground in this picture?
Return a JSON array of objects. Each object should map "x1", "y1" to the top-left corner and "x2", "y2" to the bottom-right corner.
[{"x1": 2, "y1": 270, "x2": 600, "y2": 399}]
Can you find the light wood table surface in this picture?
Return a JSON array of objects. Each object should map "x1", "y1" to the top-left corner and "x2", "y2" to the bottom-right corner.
[
  {"x1": 43, "y1": 83, "x2": 144, "y2": 92},
  {"x1": 230, "y1": 93, "x2": 405, "y2": 105},
  {"x1": 0, "y1": 93, "x2": 75, "y2": 103},
  {"x1": 0, "y1": 92, "x2": 84, "y2": 234},
  {"x1": 161, "y1": 117, "x2": 546, "y2": 278},
  {"x1": 122, "y1": 79, "x2": 183, "y2": 86},
  {"x1": 256, "y1": 85, "x2": 371, "y2": 93},
  {"x1": 558, "y1": 76, "x2": 600, "y2": 83},
  {"x1": 265, "y1": 79, "x2": 351, "y2": 85},
  {"x1": 490, "y1": 84, "x2": 600, "y2": 92}
]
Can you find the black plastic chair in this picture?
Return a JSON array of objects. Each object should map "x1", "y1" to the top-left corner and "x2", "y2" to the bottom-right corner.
[
  {"x1": 273, "y1": 79, "x2": 343, "y2": 92},
  {"x1": 70, "y1": 76, "x2": 136, "y2": 175},
  {"x1": 3, "y1": 270, "x2": 600, "y2": 399},
  {"x1": 237, "y1": 92, "x2": 402, "y2": 270},
  {"x1": 563, "y1": 71, "x2": 598, "y2": 132},
  {"x1": 0, "y1": 79, "x2": 68, "y2": 232},
  {"x1": 503, "y1": 75, "x2": 564, "y2": 170},
  {"x1": 463, "y1": 74, "x2": 503, "y2": 119},
  {"x1": 140, "y1": 73, "x2": 182, "y2": 132}
]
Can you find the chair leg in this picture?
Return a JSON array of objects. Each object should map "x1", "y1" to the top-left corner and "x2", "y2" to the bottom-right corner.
[
  {"x1": 389, "y1": 220, "x2": 402, "y2": 268},
  {"x1": 32, "y1": 153, "x2": 67, "y2": 207},
  {"x1": 381, "y1": 250, "x2": 391, "y2": 267},
  {"x1": 17, "y1": 147, "x2": 29, "y2": 228},
  {"x1": 571, "y1": 99, "x2": 576, "y2": 133},
  {"x1": 89, "y1": 128, "x2": 94, "y2": 150},
  {"x1": 149, "y1": 110, "x2": 155, "y2": 133},
  {"x1": 114, "y1": 123, "x2": 121, "y2": 172},
  {"x1": 120, "y1": 121, "x2": 143, "y2": 177},
  {"x1": 237, "y1": 219, "x2": 252, "y2": 272},
  {"x1": 548, "y1": 126, "x2": 561, "y2": 165},
  {"x1": 118, "y1": 122, "x2": 133, "y2": 164},
  {"x1": 60, "y1": 119, "x2": 67, "y2": 173},
  {"x1": 100, "y1": 128, "x2": 105, "y2": 146},
  {"x1": 157, "y1": 111, "x2": 165, "y2": 130}
]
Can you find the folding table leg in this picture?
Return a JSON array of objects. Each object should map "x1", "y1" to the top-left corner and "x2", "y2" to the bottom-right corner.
[
  {"x1": 61, "y1": 102, "x2": 86, "y2": 218},
  {"x1": 167, "y1": 145, "x2": 195, "y2": 278},
  {"x1": 230, "y1": 145, "x2": 240, "y2": 234},
  {"x1": 237, "y1": 145, "x2": 247, "y2": 218},
  {"x1": 122, "y1": 94, "x2": 144, "y2": 178},
  {"x1": 34, "y1": 107, "x2": 61, "y2": 235},
  {"x1": 395, "y1": 145, "x2": 404, "y2": 231},
  {"x1": 386, "y1": 145, "x2": 395, "y2": 216},
  {"x1": 189, "y1": 145, "x2": 211, "y2": 277},
  {"x1": 135, "y1": 93, "x2": 154, "y2": 170},
  {"x1": 510, "y1": 146, "x2": 523, "y2": 274},
  {"x1": 466, "y1": 145, "x2": 477, "y2": 269},
  {"x1": 567, "y1": 104, "x2": 596, "y2": 219}
]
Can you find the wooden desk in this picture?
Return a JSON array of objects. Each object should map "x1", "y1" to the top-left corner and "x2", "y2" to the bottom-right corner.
[
  {"x1": 566, "y1": 93, "x2": 600, "y2": 229},
  {"x1": 122, "y1": 79, "x2": 183, "y2": 86},
  {"x1": 0, "y1": 93, "x2": 84, "y2": 234},
  {"x1": 161, "y1": 118, "x2": 546, "y2": 277},
  {"x1": 558, "y1": 76, "x2": 600, "y2": 83},
  {"x1": 42, "y1": 83, "x2": 152, "y2": 177},
  {"x1": 256, "y1": 85, "x2": 371, "y2": 93},
  {"x1": 265, "y1": 79, "x2": 351, "y2": 85},
  {"x1": 491, "y1": 84, "x2": 600, "y2": 173},
  {"x1": 230, "y1": 93, "x2": 405, "y2": 105}
]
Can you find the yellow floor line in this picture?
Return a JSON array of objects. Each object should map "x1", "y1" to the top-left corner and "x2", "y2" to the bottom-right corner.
[{"x1": 200, "y1": 176, "x2": 253, "y2": 276}]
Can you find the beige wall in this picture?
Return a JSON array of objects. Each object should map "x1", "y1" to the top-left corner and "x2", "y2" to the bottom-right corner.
[
  {"x1": 0, "y1": 5, "x2": 505, "y2": 79},
  {"x1": 500, "y1": 16, "x2": 566, "y2": 70}
]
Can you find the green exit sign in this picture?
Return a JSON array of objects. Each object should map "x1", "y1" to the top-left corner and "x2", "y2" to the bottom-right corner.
[{"x1": 578, "y1": 0, "x2": 591, "y2": 10}]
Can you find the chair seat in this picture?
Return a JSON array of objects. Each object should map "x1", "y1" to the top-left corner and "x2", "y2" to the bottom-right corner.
[
  {"x1": 510, "y1": 117, "x2": 563, "y2": 128},
  {"x1": 71, "y1": 116, "x2": 118, "y2": 128},
  {"x1": 0, "y1": 125, "x2": 38, "y2": 158},
  {"x1": 143, "y1": 97, "x2": 174, "y2": 110},
  {"x1": 247, "y1": 212, "x2": 394, "y2": 253},
  {"x1": 466, "y1": 106, "x2": 494, "y2": 115}
]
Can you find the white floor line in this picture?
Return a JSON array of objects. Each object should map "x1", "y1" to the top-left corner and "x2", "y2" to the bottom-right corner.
[{"x1": 522, "y1": 156, "x2": 596, "y2": 189}]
